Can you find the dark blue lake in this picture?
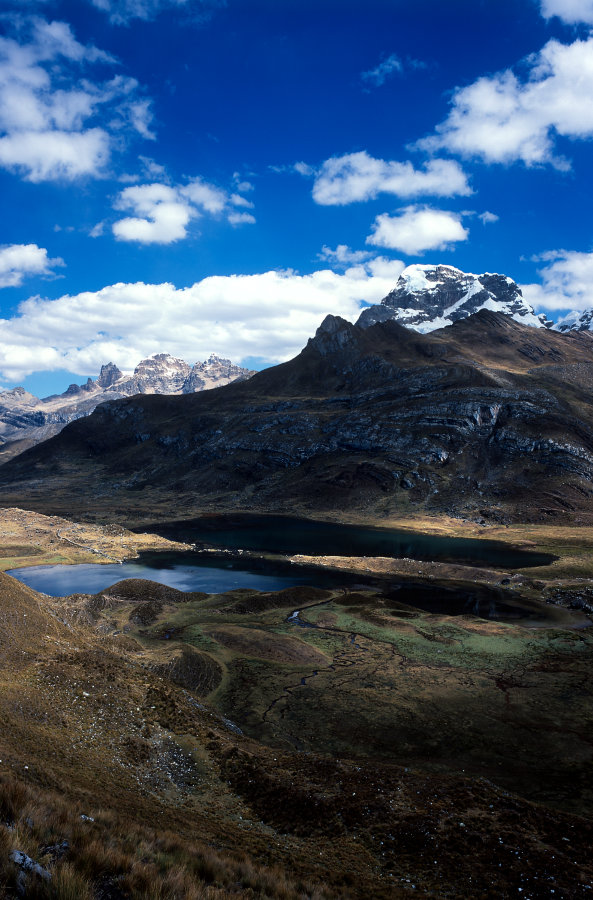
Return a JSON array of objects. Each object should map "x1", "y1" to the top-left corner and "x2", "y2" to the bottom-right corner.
[
  {"x1": 8, "y1": 515, "x2": 566, "y2": 624},
  {"x1": 140, "y1": 514, "x2": 555, "y2": 569}
]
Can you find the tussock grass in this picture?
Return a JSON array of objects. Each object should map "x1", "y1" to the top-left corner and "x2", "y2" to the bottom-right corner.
[{"x1": 0, "y1": 773, "x2": 331, "y2": 900}]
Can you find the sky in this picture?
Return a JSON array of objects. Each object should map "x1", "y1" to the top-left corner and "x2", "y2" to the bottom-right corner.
[{"x1": 3, "y1": 0, "x2": 593, "y2": 395}]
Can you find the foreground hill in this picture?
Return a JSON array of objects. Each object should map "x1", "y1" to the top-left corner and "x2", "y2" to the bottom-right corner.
[
  {"x1": 1, "y1": 566, "x2": 593, "y2": 897},
  {"x1": 2, "y1": 310, "x2": 593, "y2": 524}
]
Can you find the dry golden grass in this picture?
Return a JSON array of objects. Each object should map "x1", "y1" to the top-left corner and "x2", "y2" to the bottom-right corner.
[
  {"x1": 0, "y1": 507, "x2": 191, "y2": 572},
  {"x1": 0, "y1": 772, "x2": 336, "y2": 899}
]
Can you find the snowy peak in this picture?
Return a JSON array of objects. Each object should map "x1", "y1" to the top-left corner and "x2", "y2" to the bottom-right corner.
[
  {"x1": 124, "y1": 353, "x2": 192, "y2": 395},
  {"x1": 183, "y1": 354, "x2": 254, "y2": 392},
  {"x1": 554, "y1": 309, "x2": 593, "y2": 333},
  {"x1": 357, "y1": 264, "x2": 553, "y2": 332}
]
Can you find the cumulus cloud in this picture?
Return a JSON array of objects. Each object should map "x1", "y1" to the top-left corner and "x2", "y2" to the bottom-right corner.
[
  {"x1": 366, "y1": 206, "x2": 469, "y2": 256},
  {"x1": 113, "y1": 183, "x2": 192, "y2": 243},
  {"x1": 521, "y1": 249, "x2": 593, "y2": 311},
  {"x1": 309, "y1": 151, "x2": 471, "y2": 205},
  {"x1": 0, "y1": 259, "x2": 406, "y2": 382},
  {"x1": 0, "y1": 16, "x2": 154, "y2": 181},
  {"x1": 361, "y1": 54, "x2": 402, "y2": 87},
  {"x1": 0, "y1": 243, "x2": 64, "y2": 287},
  {"x1": 0, "y1": 129, "x2": 110, "y2": 182},
  {"x1": 419, "y1": 37, "x2": 593, "y2": 168},
  {"x1": 112, "y1": 177, "x2": 255, "y2": 243},
  {"x1": 539, "y1": 0, "x2": 593, "y2": 24}
]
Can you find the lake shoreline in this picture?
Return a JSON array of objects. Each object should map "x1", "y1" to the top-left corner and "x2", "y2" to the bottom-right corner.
[{"x1": 2, "y1": 505, "x2": 593, "y2": 626}]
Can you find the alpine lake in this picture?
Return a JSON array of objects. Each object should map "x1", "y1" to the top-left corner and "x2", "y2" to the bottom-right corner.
[{"x1": 9, "y1": 513, "x2": 564, "y2": 626}]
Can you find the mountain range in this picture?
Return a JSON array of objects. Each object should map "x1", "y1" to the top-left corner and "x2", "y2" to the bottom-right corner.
[
  {"x1": 0, "y1": 352, "x2": 254, "y2": 462},
  {"x1": 2, "y1": 263, "x2": 593, "y2": 469},
  {"x1": 3, "y1": 300, "x2": 593, "y2": 525}
]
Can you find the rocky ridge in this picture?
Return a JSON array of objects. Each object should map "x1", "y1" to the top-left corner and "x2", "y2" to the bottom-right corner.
[
  {"x1": 4, "y1": 309, "x2": 593, "y2": 525},
  {"x1": 0, "y1": 352, "x2": 254, "y2": 460},
  {"x1": 357, "y1": 264, "x2": 553, "y2": 332}
]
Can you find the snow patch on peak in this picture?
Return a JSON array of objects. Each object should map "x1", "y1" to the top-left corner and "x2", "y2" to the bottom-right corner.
[
  {"x1": 357, "y1": 264, "x2": 553, "y2": 332},
  {"x1": 398, "y1": 263, "x2": 468, "y2": 293},
  {"x1": 554, "y1": 308, "x2": 593, "y2": 333}
]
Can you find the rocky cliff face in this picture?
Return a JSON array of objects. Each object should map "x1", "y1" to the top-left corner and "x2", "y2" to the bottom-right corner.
[
  {"x1": 358, "y1": 264, "x2": 552, "y2": 332},
  {"x1": 0, "y1": 353, "x2": 254, "y2": 461},
  {"x1": 3, "y1": 311, "x2": 593, "y2": 526}
]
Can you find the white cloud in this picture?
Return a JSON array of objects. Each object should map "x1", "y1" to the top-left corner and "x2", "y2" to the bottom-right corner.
[
  {"x1": 227, "y1": 211, "x2": 256, "y2": 226},
  {"x1": 478, "y1": 210, "x2": 499, "y2": 224},
  {"x1": 112, "y1": 177, "x2": 256, "y2": 243},
  {"x1": 420, "y1": 37, "x2": 593, "y2": 168},
  {"x1": 233, "y1": 178, "x2": 254, "y2": 193},
  {"x1": 89, "y1": 0, "x2": 222, "y2": 25},
  {"x1": 318, "y1": 245, "x2": 372, "y2": 267},
  {"x1": 0, "y1": 17, "x2": 154, "y2": 182},
  {"x1": 180, "y1": 178, "x2": 227, "y2": 213},
  {"x1": 0, "y1": 259, "x2": 405, "y2": 382},
  {"x1": 293, "y1": 161, "x2": 315, "y2": 177},
  {"x1": 113, "y1": 183, "x2": 193, "y2": 244},
  {"x1": 366, "y1": 206, "x2": 469, "y2": 256},
  {"x1": 0, "y1": 128, "x2": 110, "y2": 182},
  {"x1": 521, "y1": 249, "x2": 593, "y2": 311},
  {"x1": 0, "y1": 243, "x2": 64, "y2": 288},
  {"x1": 126, "y1": 99, "x2": 155, "y2": 140},
  {"x1": 361, "y1": 53, "x2": 402, "y2": 87},
  {"x1": 138, "y1": 155, "x2": 167, "y2": 178},
  {"x1": 310, "y1": 151, "x2": 471, "y2": 205},
  {"x1": 540, "y1": 0, "x2": 593, "y2": 24},
  {"x1": 229, "y1": 193, "x2": 254, "y2": 208}
]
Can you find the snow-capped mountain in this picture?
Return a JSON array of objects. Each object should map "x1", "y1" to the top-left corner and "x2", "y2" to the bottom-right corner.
[
  {"x1": 553, "y1": 310, "x2": 593, "y2": 333},
  {"x1": 357, "y1": 264, "x2": 553, "y2": 332},
  {"x1": 0, "y1": 352, "x2": 254, "y2": 460}
]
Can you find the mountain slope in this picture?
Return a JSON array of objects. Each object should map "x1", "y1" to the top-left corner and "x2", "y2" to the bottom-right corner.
[
  {"x1": 2, "y1": 310, "x2": 593, "y2": 524},
  {"x1": 3, "y1": 564, "x2": 593, "y2": 897},
  {"x1": 357, "y1": 264, "x2": 552, "y2": 331}
]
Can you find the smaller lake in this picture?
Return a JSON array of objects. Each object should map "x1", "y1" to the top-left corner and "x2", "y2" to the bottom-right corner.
[
  {"x1": 8, "y1": 549, "x2": 583, "y2": 628},
  {"x1": 141, "y1": 514, "x2": 556, "y2": 569},
  {"x1": 8, "y1": 552, "x2": 337, "y2": 597}
]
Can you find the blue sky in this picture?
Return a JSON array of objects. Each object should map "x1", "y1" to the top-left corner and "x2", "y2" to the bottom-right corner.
[{"x1": 2, "y1": 0, "x2": 593, "y2": 395}]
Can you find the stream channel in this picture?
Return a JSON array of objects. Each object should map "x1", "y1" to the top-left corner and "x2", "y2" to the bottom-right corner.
[{"x1": 8, "y1": 514, "x2": 565, "y2": 625}]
